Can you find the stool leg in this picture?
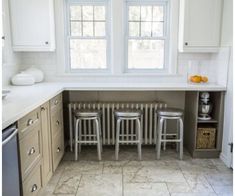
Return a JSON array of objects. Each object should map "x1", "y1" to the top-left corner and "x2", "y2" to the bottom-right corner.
[
  {"x1": 75, "y1": 119, "x2": 80, "y2": 161},
  {"x1": 115, "y1": 118, "x2": 121, "y2": 161},
  {"x1": 78, "y1": 121, "x2": 82, "y2": 154},
  {"x1": 157, "y1": 117, "x2": 164, "y2": 160},
  {"x1": 137, "y1": 118, "x2": 142, "y2": 161},
  {"x1": 176, "y1": 120, "x2": 179, "y2": 152},
  {"x1": 155, "y1": 116, "x2": 158, "y2": 152},
  {"x1": 163, "y1": 119, "x2": 167, "y2": 151},
  {"x1": 98, "y1": 117, "x2": 103, "y2": 153},
  {"x1": 95, "y1": 118, "x2": 102, "y2": 161},
  {"x1": 179, "y1": 118, "x2": 184, "y2": 160},
  {"x1": 69, "y1": 105, "x2": 73, "y2": 152}
]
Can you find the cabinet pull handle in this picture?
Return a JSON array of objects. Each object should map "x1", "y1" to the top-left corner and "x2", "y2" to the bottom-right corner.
[
  {"x1": 27, "y1": 119, "x2": 34, "y2": 126},
  {"x1": 185, "y1": 42, "x2": 188, "y2": 46},
  {"x1": 31, "y1": 184, "x2": 38, "y2": 192},
  {"x1": 57, "y1": 147, "x2": 61, "y2": 153},
  {"x1": 41, "y1": 107, "x2": 45, "y2": 111},
  {"x1": 56, "y1": 120, "x2": 60, "y2": 126},
  {"x1": 54, "y1": 100, "x2": 58, "y2": 105},
  {"x1": 28, "y1": 147, "x2": 36, "y2": 155}
]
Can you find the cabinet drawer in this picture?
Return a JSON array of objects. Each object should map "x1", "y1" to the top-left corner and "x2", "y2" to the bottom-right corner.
[
  {"x1": 51, "y1": 109, "x2": 63, "y2": 138},
  {"x1": 18, "y1": 108, "x2": 40, "y2": 139},
  {"x1": 20, "y1": 127, "x2": 42, "y2": 179},
  {"x1": 52, "y1": 132, "x2": 64, "y2": 172},
  {"x1": 50, "y1": 94, "x2": 62, "y2": 112},
  {"x1": 22, "y1": 162, "x2": 43, "y2": 196}
]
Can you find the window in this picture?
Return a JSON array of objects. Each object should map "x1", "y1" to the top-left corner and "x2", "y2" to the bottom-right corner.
[
  {"x1": 67, "y1": 1, "x2": 109, "y2": 71},
  {"x1": 126, "y1": 2, "x2": 168, "y2": 71}
]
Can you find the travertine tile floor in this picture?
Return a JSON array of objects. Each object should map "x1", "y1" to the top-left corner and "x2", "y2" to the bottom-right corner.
[{"x1": 41, "y1": 146, "x2": 233, "y2": 196}]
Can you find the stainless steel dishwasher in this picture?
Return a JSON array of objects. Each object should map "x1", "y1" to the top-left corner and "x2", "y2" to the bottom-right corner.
[{"x1": 2, "y1": 124, "x2": 21, "y2": 196}]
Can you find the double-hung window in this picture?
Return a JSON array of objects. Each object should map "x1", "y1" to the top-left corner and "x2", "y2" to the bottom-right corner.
[
  {"x1": 126, "y1": 1, "x2": 169, "y2": 71},
  {"x1": 67, "y1": 0, "x2": 110, "y2": 71}
]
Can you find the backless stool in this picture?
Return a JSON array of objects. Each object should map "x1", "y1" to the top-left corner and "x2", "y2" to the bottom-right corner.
[
  {"x1": 74, "y1": 109, "x2": 102, "y2": 161},
  {"x1": 156, "y1": 108, "x2": 184, "y2": 160},
  {"x1": 114, "y1": 109, "x2": 142, "y2": 161}
]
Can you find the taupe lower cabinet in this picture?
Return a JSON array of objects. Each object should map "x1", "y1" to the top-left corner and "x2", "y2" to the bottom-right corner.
[{"x1": 17, "y1": 93, "x2": 64, "y2": 195}]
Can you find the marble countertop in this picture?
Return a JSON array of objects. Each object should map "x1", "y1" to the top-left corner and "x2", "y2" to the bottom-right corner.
[{"x1": 2, "y1": 82, "x2": 226, "y2": 129}]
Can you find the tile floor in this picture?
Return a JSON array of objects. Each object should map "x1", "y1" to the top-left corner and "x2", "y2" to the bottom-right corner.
[{"x1": 41, "y1": 146, "x2": 233, "y2": 196}]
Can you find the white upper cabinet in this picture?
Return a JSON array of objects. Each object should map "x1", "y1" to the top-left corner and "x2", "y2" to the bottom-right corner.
[
  {"x1": 9, "y1": 0, "x2": 55, "y2": 51},
  {"x1": 178, "y1": 0, "x2": 223, "y2": 52}
]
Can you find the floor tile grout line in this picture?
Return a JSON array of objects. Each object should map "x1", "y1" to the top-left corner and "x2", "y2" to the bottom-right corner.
[
  {"x1": 52, "y1": 165, "x2": 67, "y2": 195},
  {"x1": 75, "y1": 174, "x2": 83, "y2": 196}
]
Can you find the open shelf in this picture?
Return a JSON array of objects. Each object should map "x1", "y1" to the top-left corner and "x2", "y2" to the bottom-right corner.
[{"x1": 197, "y1": 119, "x2": 218, "y2": 123}]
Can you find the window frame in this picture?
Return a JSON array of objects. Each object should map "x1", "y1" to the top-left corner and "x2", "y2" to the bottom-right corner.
[
  {"x1": 124, "y1": 0, "x2": 170, "y2": 74},
  {"x1": 65, "y1": 0, "x2": 111, "y2": 73}
]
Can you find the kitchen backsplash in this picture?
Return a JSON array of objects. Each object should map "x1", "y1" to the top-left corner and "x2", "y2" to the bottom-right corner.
[{"x1": 13, "y1": 47, "x2": 230, "y2": 85}]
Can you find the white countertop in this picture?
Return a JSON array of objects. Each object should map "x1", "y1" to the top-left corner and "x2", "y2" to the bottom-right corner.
[{"x1": 2, "y1": 82, "x2": 226, "y2": 129}]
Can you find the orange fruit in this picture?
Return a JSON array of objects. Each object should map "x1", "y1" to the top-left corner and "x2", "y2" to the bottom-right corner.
[
  {"x1": 190, "y1": 75, "x2": 201, "y2": 83},
  {"x1": 201, "y1": 76, "x2": 208, "y2": 83}
]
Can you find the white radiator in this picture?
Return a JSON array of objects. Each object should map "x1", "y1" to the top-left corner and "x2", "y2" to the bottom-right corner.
[{"x1": 68, "y1": 102, "x2": 167, "y2": 145}]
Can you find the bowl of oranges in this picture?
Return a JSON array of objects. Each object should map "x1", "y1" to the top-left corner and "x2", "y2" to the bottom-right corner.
[{"x1": 189, "y1": 75, "x2": 208, "y2": 84}]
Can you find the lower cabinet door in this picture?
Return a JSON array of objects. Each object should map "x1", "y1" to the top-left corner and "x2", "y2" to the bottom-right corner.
[
  {"x1": 40, "y1": 102, "x2": 53, "y2": 186},
  {"x1": 52, "y1": 131, "x2": 64, "y2": 172},
  {"x1": 22, "y1": 162, "x2": 43, "y2": 196}
]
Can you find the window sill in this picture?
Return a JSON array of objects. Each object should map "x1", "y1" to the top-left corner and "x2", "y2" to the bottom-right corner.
[{"x1": 56, "y1": 72, "x2": 182, "y2": 77}]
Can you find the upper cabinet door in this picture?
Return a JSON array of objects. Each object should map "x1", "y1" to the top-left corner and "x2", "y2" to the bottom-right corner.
[
  {"x1": 9, "y1": 0, "x2": 55, "y2": 51},
  {"x1": 179, "y1": 0, "x2": 223, "y2": 52}
]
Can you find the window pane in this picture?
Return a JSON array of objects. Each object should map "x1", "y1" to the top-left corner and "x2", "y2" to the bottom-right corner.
[
  {"x1": 129, "y1": 6, "x2": 140, "y2": 21},
  {"x1": 153, "y1": 6, "x2": 164, "y2": 21},
  {"x1": 94, "y1": 6, "x2": 105, "y2": 20},
  {"x1": 129, "y1": 22, "x2": 140, "y2": 37},
  {"x1": 83, "y1": 6, "x2": 93, "y2": 20},
  {"x1": 141, "y1": 22, "x2": 151, "y2": 37},
  {"x1": 152, "y1": 22, "x2": 163, "y2": 37},
  {"x1": 95, "y1": 22, "x2": 105, "y2": 36},
  {"x1": 141, "y1": 6, "x2": 152, "y2": 21},
  {"x1": 70, "y1": 6, "x2": 81, "y2": 20},
  {"x1": 71, "y1": 22, "x2": 82, "y2": 36},
  {"x1": 83, "y1": 22, "x2": 93, "y2": 36},
  {"x1": 70, "y1": 39, "x2": 107, "y2": 69},
  {"x1": 128, "y1": 40, "x2": 164, "y2": 69}
]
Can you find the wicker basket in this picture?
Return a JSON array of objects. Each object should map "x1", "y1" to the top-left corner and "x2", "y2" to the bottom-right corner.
[{"x1": 196, "y1": 127, "x2": 216, "y2": 149}]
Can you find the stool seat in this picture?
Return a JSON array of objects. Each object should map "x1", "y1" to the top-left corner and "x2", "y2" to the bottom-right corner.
[
  {"x1": 114, "y1": 109, "x2": 142, "y2": 118},
  {"x1": 157, "y1": 108, "x2": 183, "y2": 117},
  {"x1": 74, "y1": 109, "x2": 101, "y2": 118}
]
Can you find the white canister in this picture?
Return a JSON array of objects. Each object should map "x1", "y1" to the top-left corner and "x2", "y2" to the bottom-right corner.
[
  {"x1": 11, "y1": 72, "x2": 35, "y2": 86},
  {"x1": 24, "y1": 67, "x2": 44, "y2": 83}
]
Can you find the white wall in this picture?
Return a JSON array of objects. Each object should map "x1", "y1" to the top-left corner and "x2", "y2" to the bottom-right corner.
[
  {"x1": 2, "y1": 0, "x2": 21, "y2": 87},
  {"x1": 219, "y1": 0, "x2": 233, "y2": 167}
]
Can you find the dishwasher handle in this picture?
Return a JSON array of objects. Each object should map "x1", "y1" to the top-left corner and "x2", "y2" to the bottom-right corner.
[{"x1": 2, "y1": 128, "x2": 18, "y2": 146}]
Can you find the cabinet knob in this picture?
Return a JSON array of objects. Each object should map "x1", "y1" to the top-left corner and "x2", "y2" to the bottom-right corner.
[
  {"x1": 41, "y1": 107, "x2": 45, "y2": 111},
  {"x1": 31, "y1": 184, "x2": 38, "y2": 192},
  {"x1": 45, "y1": 41, "x2": 49, "y2": 45},
  {"x1": 56, "y1": 120, "x2": 60, "y2": 126},
  {"x1": 185, "y1": 42, "x2": 188, "y2": 46},
  {"x1": 28, "y1": 147, "x2": 36, "y2": 155},
  {"x1": 27, "y1": 119, "x2": 34, "y2": 126},
  {"x1": 57, "y1": 147, "x2": 61, "y2": 153}
]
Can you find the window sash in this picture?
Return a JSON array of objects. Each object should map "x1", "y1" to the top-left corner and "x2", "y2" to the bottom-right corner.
[
  {"x1": 125, "y1": 1, "x2": 169, "y2": 72},
  {"x1": 67, "y1": 0, "x2": 110, "y2": 72}
]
